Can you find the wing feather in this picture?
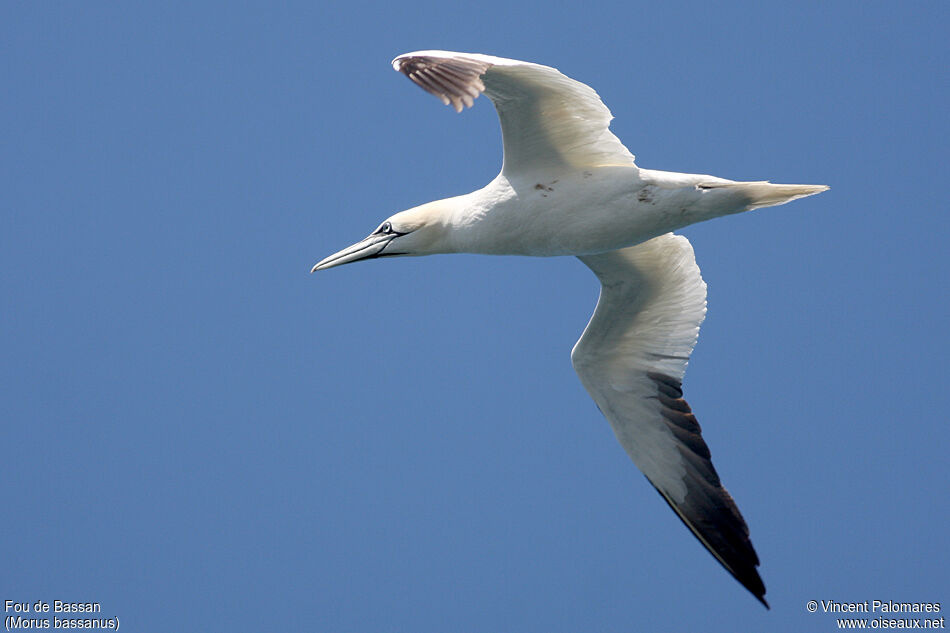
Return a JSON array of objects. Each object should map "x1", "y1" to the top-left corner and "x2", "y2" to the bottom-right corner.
[
  {"x1": 392, "y1": 50, "x2": 636, "y2": 174},
  {"x1": 572, "y1": 234, "x2": 768, "y2": 607}
]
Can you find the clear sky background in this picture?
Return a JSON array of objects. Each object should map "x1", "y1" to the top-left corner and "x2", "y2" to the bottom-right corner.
[{"x1": 2, "y1": 2, "x2": 947, "y2": 632}]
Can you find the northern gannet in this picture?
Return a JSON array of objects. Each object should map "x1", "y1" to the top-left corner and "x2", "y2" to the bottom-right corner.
[{"x1": 312, "y1": 51, "x2": 828, "y2": 607}]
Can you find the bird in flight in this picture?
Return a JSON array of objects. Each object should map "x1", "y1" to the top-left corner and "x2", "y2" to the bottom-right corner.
[{"x1": 313, "y1": 50, "x2": 828, "y2": 607}]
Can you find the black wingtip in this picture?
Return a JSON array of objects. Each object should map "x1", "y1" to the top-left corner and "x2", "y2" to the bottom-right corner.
[
  {"x1": 642, "y1": 373, "x2": 769, "y2": 609},
  {"x1": 649, "y1": 481, "x2": 768, "y2": 608}
]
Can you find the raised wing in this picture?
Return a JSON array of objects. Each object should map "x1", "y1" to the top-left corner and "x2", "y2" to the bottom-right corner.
[
  {"x1": 392, "y1": 50, "x2": 637, "y2": 175},
  {"x1": 572, "y1": 233, "x2": 767, "y2": 607}
]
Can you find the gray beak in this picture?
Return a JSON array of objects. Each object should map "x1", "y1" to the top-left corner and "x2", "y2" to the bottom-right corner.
[{"x1": 311, "y1": 233, "x2": 397, "y2": 272}]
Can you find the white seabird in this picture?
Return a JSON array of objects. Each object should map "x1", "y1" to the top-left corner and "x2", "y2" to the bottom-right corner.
[{"x1": 313, "y1": 51, "x2": 829, "y2": 607}]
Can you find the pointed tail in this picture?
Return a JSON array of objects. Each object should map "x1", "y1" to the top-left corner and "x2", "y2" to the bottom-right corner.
[{"x1": 698, "y1": 181, "x2": 829, "y2": 211}]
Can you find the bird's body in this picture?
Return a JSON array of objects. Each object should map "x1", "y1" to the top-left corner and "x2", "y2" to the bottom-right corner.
[
  {"x1": 314, "y1": 50, "x2": 829, "y2": 608},
  {"x1": 420, "y1": 166, "x2": 815, "y2": 257}
]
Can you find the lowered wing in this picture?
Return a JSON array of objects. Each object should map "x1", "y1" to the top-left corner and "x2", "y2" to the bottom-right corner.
[{"x1": 572, "y1": 233, "x2": 768, "y2": 607}]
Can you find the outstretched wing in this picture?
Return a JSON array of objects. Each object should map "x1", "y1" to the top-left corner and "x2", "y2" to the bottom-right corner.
[
  {"x1": 572, "y1": 233, "x2": 768, "y2": 607},
  {"x1": 392, "y1": 50, "x2": 636, "y2": 175}
]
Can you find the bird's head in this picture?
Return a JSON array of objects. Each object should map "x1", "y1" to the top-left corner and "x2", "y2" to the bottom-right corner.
[{"x1": 311, "y1": 199, "x2": 457, "y2": 272}]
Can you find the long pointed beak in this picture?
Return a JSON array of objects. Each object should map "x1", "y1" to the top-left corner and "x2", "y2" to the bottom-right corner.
[{"x1": 311, "y1": 234, "x2": 396, "y2": 272}]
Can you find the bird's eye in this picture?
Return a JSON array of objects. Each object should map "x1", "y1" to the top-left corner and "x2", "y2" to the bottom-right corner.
[{"x1": 377, "y1": 221, "x2": 393, "y2": 234}]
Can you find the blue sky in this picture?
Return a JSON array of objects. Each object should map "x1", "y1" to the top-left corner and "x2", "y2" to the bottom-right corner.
[{"x1": 2, "y1": 2, "x2": 947, "y2": 631}]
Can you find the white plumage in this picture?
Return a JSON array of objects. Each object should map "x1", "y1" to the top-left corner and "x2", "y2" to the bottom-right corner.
[{"x1": 314, "y1": 51, "x2": 829, "y2": 607}]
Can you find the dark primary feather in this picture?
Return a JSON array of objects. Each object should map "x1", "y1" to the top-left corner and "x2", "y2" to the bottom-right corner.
[
  {"x1": 647, "y1": 372, "x2": 769, "y2": 609},
  {"x1": 393, "y1": 54, "x2": 491, "y2": 112}
]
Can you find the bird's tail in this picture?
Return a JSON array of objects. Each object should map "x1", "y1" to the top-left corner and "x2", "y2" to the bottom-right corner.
[{"x1": 698, "y1": 181, "x2": 829, "y2": 211}]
